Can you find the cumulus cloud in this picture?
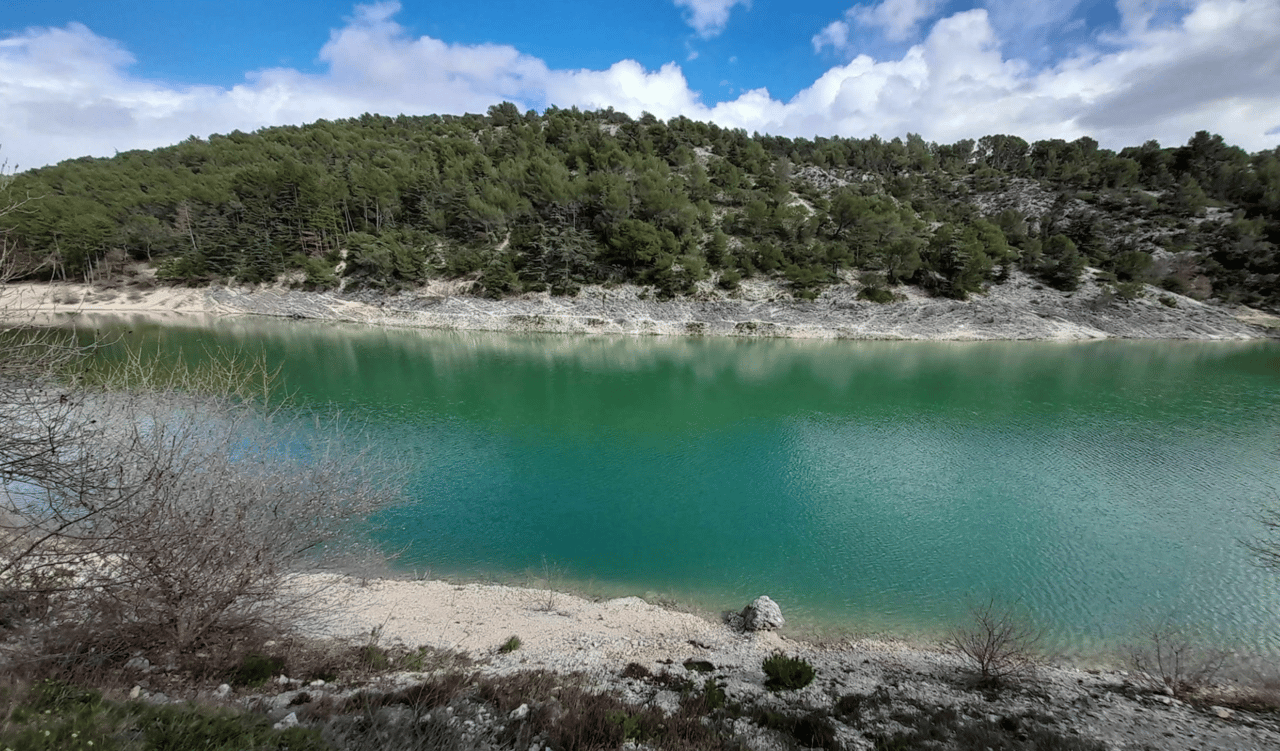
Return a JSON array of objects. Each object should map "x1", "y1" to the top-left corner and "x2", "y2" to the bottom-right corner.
[
  {"x1": 784, "y1": 1, "x2": 1279, "y2": 150},
  {"x1": 857, "y1": 0, "x2": 947, "y2": 41},
  {"x1": 814, "y1": 0, "x2": 944, "y2": 54},
  {"x1": 0, "y1": 3, "x2": 554, "y2": 169},
  {"x1": 812, "y1": 20, "x2": 852, "y2": 55},
  {"x1": 672, "y1": 0, "x2": 750, "y2": 38},
  {"x1": 546, "y1": 61, "x2": 707, "y2": 121},
  {"x1": 1, "y1": 0, "x2": 1277, "y2": 170}
]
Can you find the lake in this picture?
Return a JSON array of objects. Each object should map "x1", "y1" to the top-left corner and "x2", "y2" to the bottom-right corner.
[{"x1": 80, "y1": 314, "x2": 1280, "y2": 659}]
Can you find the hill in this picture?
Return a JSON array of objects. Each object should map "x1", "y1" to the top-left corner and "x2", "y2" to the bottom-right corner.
[{"x1": 2, "y1": 106, "x2": 1278, "y2": 314}]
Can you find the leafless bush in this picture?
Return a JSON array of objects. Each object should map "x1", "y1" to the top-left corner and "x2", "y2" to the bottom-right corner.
[
  {"x1": 1, "y1": 323, "x2": 406, "y2": 662},
  {"x1": 1243, "y1": 497, "x2": 1280, "y2": 573},
  {"x1": 947, "y1": 598, "x2": 1043, "y2": 686},
  {"x1": 1126, "y1": 620, "x2": 1230, "y2": 698}
]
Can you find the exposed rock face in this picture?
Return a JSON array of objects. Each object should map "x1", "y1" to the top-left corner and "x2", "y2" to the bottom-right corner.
[
  {"x1": 196, "y1": 271, "x2": 1278, "y2": 342},
  {"x1": 740, "y1": 595, "x2": 785, "y2": 631},
  {"x1": 9, "y1": 274, "x2": 1276, "y2": 341}
]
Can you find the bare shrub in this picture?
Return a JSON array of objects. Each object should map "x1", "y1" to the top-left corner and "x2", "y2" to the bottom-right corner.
[
  {"x1": 0, "y1": 333, "x2": 406, "y2": 664},
  {"x1": 947, "y1": 598, "x2": 1043, "y2": 686},
  {"x1": 1243, "y1": 499, "x2": 1280, "y2": 573},
  {"x1": 1126, "y1": 620, "x2": 1230, "y2": 698},
  {"x1": 1212, "y1": 673, "x2": 1280, "y2": 713}
]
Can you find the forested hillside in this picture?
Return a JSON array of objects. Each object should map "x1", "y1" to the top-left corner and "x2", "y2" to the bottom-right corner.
[{"x1": 3, "y1": 104, "x2": 1278, "y2": 310}]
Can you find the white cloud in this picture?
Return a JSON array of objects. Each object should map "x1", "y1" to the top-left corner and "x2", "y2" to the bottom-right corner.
[
  {"x1": 857, "y1": 0, "x2": 947, "y2": 41},
  {"x1": 0, "y1": 3, "x2": 554, "y2": 169},
  {"x1": 980, "y1": 0, "x2": 1085, "y2": 37},
  {"x1": 672, "y1": 0, "x2": 749, "y2": 38},
  {"x1": 1114, "y1": 0, "x2": 1196, "y2": 34},
  {"x1": 789, "y1": 1, "x2": 1279, "y2": 150},
  {"x1": 1, "y1": 0, "x2": 1278, "y2": 171},
  {"x1": 547, "y1": 61, "x2": 707, "y2": 121},
  {"x1": 796, "y1": 0, "x2": 1279, "y2": 151},
  {"x1": 812, "y1": 20, "x2": 852, "y2": 54},
  {"x1": 814, "y1": 0, "x2": 944, "y2": 54}
]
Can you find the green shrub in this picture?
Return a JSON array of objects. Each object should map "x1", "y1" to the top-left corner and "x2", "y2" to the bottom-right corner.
[
  {"x1": 1159, "y1": 294, "x2": 1178, "y2": 308},
  {"x1": 717, "y1": 269, "x2": 741, "y2": 290},
  {"x1": 761, "y1": 653, "x2": 815, "y2": 691},
  {"x1": 751, "y1": 707, "x2": 839, "y2": 750},
  {"x1": 399, "y1": 646, "x2": 437, "y2": 672},
  {"x1": 700, "y1": 678, "x2": 726, "y2": 710},
  {"x1": 358, "y1": 644, "x2": 389, "y2": 670},
  {"x1": 858, "y1": 286, "x2": 895, "y2": 304},
  {"x1": 229, "y1": 652, "x2": 285, "y2": 687},
  {"x1": 498, "y1": 635, "x2": 521, "y2": 654},
  {"x1": 872, "y1": 703, "x2": 1108, "y2": 751},
  {"x1": 141, "y1": 706, "x2": 325, "y2": 751},
  {"x1": 834, "y1": 690, "x2": 892, "y2": 726},
  {"x1": 345, "y1": 673, "x2": 472, "y2": 714},
  {"x1": 1115, "y1": 281, "x2": 1145, "y2": 300},
  {"x1": 1, "y1": 680, "x2": 326, "y2": 751}
]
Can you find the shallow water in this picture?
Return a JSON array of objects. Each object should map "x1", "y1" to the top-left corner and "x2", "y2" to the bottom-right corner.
[{"x1": 79, "y1": 314, "x2": 1280, "y2": 658}]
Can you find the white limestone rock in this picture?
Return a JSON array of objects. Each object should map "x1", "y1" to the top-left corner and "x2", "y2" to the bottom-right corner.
[{"x1": 740, "y1": 595, "x2": 785, "y2": 631}]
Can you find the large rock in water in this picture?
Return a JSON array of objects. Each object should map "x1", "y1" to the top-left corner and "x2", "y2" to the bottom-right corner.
[{"x1": 740, "y1": 595, "x2": 785, "y2": 631}]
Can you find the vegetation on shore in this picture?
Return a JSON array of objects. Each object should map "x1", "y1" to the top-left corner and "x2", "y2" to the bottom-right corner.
[{"x1": 1, "y1": 106, "x2": 1276, "y2": 311}]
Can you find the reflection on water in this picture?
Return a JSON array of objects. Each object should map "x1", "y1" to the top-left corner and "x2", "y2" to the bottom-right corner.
[{"x1": 71, "y1": 313, "x2": 1280, "y2": 657}]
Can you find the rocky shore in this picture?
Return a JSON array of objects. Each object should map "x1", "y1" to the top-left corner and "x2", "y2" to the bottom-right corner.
[
  {"x1": 215, "y1": 574, "x2": 1279, "y2": 751},
  {"x1": 4, "y1": 270, "x2": 1278, "y2": 340}
]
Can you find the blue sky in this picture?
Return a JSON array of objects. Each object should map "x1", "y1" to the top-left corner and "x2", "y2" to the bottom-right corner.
[{"x1": 1, "y1": 1, "x2": 1277, "y2": 170}]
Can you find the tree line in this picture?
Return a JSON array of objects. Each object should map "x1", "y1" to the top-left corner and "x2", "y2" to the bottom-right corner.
[{"x1": 3, "y1": 104, "x2": 1277, "y2": 308}]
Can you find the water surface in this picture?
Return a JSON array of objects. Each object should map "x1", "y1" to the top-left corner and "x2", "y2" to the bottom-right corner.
[{"x1": 80, "y1": 315, "x2": 1280, "y2": 657}]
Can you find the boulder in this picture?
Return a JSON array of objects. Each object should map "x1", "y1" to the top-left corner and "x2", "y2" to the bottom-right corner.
[{"x1": 740, "y1": 596, "x2": 785, "y2": 631}]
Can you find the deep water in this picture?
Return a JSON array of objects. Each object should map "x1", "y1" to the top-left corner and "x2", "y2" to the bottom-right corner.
[{"x1": 81, "y1": 314, "x2": 1280, "y2": 659}]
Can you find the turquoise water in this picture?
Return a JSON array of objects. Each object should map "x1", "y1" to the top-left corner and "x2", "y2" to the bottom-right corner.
[{"x1": 79, "y1": 315, "x2": 1280, "y2": 657}]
